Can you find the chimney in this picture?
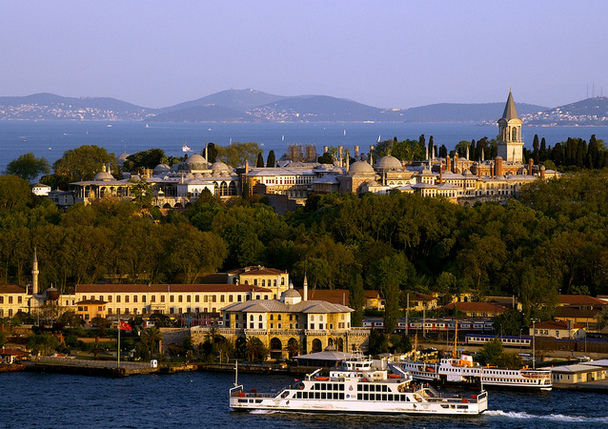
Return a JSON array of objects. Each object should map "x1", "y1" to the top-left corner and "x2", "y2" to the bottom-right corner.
[
  {"x1": 528, "y1": 158, "x2": 533, "y2": 176},
  {"x1": 495, "y1": 157, "x2": 503, "y2": 176},
  {"x1": 303, "y1": 274, "x2": 308, "y2": 301},
  {"x1": 354, "y1": 145, "x2": 360, "y2": 158},
  {"x1": 453, "y1": 153, "x2": 459, "y2": 173}
]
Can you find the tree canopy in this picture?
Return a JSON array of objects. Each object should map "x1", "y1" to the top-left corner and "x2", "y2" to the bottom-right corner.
[{"x1": 5, "y1": 153, "x2": 50, "y2": 182}]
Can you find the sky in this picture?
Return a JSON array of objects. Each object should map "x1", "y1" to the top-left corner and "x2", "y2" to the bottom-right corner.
[{"x1": 1, "y1": 1, "x2": 607, "y2": 109}]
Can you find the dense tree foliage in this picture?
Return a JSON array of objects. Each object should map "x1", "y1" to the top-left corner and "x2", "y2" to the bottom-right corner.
[
  {"x1": 5, "y1": 153, "x2": 50, "y2": 182},
  {"x1": 122, "y1": 149, "x2": 168, "y2": 172},
  {"x1": 2, "y1": 168, "x2": 608, "y2": 332},
  {"x1": 216, "y1": 141, "x2": 261, "y2": 167},
  {"x1": 52, "y1": 145, "x2": 118, "y2": 184}
]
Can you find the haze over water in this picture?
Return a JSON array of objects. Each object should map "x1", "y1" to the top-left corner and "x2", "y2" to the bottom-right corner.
[{"x1": 1, "y1": 121, "x2": 608, "y2": 174}]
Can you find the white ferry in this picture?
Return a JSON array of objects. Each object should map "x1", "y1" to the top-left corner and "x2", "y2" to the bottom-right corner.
[
  {"x1": 229, "y1": 358, "x2": 488, "y2": 415},
  {"x1": 398, "y1": 354, "x2": 552, "y2": 391}
]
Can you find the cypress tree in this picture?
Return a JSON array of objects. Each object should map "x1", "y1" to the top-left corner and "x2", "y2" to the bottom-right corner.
[
  {"x1": 540, "y1": 138, "x2": 547, "y2": 162},
  {"x1": 266, "y1": 150, "x2": 276, "y2": 168},
  {"x1": 256, "y1": 152, "x2": 264, "y2": 167},
  {"x1": 439, "y1": 145, "x2": 448, "y2": 158},
  {"x1": 532, "y1": 134, "x2": 540, "y2": 163}
]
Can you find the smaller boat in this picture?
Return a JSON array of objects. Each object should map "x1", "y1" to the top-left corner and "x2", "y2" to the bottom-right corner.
[{"x1": 182, "y1": 143, "x2": 191, "y2": 152}]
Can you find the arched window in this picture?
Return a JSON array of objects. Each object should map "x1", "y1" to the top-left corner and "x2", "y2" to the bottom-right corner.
[
  {"x1": 512, "y1": 127, "x2": 518, "y2": 141},
  {"x1": 228, "y1": 182, "x2": 237, "y2": 195}
]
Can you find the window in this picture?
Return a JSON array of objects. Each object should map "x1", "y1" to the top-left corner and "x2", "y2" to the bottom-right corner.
[
  {"x1": 170, "y1": 296, "x2": 174, "y2": 303},
  {"x1": 151, "y1": 295, "x2": 156, "y2": 303},
  {"x1": 195, "y1": 295, "x2": 200, "y2": 303},
  {"x1": 116, "y1": 296, "x2": 121, "y2": 303},
  {"x1": 178, "y1": 295, "x2": 183, "y2": 303},
  {"x1": 133, "y1": 295, "x2": 138, "y2": 303},
  {"x1": 142, "y1": 295, "x2": 146, "y2": 303},
  {"x1": 17, "y1": 296, "x2": 22, "y2": 304},
  {"x1": 220, "y1": 295, "x2": 225, "y2": 302},
  {"x1": 161, "y1": 296, "x2": 165, "y2": 303},
  {"x1": 125, "y1": 296, "x2": 129, "y2": 303},
  {"x1": 212, "y1": 296, "x2": 217, "y2": 303},
  {"x1": 229, "y1": 295, "x2": 233, "y2": 302}
]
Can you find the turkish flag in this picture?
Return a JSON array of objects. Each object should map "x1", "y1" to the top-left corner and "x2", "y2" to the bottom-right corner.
[{"x1": 119, "y1": 320, "x2": 132, "y2": 331}]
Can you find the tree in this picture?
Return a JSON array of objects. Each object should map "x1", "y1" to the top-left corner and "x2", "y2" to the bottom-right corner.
[
  {"x1": 349, "y1": 273, "x2": 366, "y2": 327},
  {"x1": 318, "y1": 152, "x2": 334, "y2": 164},
  {"x1": 246, "y1": 337, "x2": 268, "y2": 362},
  {"x1": 367, "y1": 328, "x2": 388, "y2": 356},
  {"x1": 215, "y1": 141, "x2": 261, "y2": 167},
  {"x1": 0, "y1": 175, "x2": 33, "y2": 211},
  {"x1": 266, "y1": 150, "x2": 276, "y2": 168},
  {"x1": 287, "y1": 338, "x2": 300, "y2": 358},
  {"x1": 206, "y1": 143, "x2": 219, "y2": 163},
  {"x1": 122, "y1": 149, "x2": 167, "y2": 172},
  {"x1": 256, "y1": 152, "x2": 265, "y2": 167},
  {"x1": 5, "y1": 153, "x2": 50, "y2": 182},
  {"x1": 53, "y1": 145, "x2": 117, "y2": 183},
  {"x1": 478, "y1": 338, "x2": 503, "y2": 366}
]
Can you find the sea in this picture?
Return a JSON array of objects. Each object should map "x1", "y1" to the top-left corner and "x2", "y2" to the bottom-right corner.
[
  {"x1": 1, "y1": 121, "x2": 608, "y2": 174},
  {"x1": 1, "y1": 371, "x2": 607, "y2": 429}
]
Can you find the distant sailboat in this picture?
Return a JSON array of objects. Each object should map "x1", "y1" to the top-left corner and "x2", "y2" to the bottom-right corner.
[
  {"x1": 145, "y1": 124, "x2": 150, "y2": 128},
  {"x1": 182, "y1": 143, "x2": 191, "y2": 152},
  {"x1": 377, "y1": 135, "x2": 381, "y2": 143},
  {"x1": 343, "y1": 129, "x2": 346, "y2": 136},
  {"x1": 281, "y1": 135, "x2": 285, "y2": 141}
]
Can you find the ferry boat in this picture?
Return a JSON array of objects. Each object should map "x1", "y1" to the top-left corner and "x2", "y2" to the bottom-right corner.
[
  {"x1": 398, "y1": 354, "x2": 552, "y2": 391},
  {"x1": 229, "y1": 358, "x2": 488, "y2": 415}
]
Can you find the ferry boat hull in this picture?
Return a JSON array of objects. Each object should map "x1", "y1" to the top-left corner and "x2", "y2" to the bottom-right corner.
[
  {"x1": 229, "y1": 358, "x2": 488, "y2": 416},
  {"x1": 229, "y1": 394, "x2": 487, "y2": 415}
]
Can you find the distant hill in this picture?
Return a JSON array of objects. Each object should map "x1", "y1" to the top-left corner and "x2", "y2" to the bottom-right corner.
[
  {"x1": 158, "y1": 89, "x2": 286, "y2": 114},
  {"x1": 0, "y1": 90, "x2": 606, "y2": 125},
  {"x1": 150, "y1": 104, "x2": 250, "y2": 122},
  {"x1": 0, "y1": 93, "x2": 153, "y2": 120},
  {"x1": 248, "y1": 95, "x2": 403, "y2": 122},
  {"x1": 524, "y1": 97, "x2": 608, "y2": 125},
  {"x1": 401, "y1": 102, "x2": 548, "y2": 123}
]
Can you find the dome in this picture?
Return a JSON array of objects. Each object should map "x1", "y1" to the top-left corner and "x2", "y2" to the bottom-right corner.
[
  {"x1": 349, "y1": 160, "x2": 375, "y2": 175},
  {"x1": 211, "y1": 161, "x2": 231, "y2": 174},
  {"x1": 93, "y1": 171, "x2": 114, "y2": 181},
  {"x1": 283, "y1": 288, "x2": 300, "y2": 298},
  {"x1": 375, "y1": 155, "x2": 402, "y2": 171},
  {"x1": 186, "y1": 153, "x2": 206, "y2": 164},
  {"x1": 281, "y1": 288, "x2": 302, "y2": 305},
  {"x1": 153, "y1": 163, "x2": 171, "y2": 175}
]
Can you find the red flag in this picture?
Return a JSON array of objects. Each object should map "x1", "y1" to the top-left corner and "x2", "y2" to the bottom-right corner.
[{"x1": 119, "y1": 320, "x2": 132, "y2": 331}]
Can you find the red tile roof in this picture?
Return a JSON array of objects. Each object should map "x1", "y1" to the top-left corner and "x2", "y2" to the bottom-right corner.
[
  {"x1": 558, "y1": 295, "x2": 605, "y2": 306},
  {"x1": 0, "y1": 285, "x2": 27, "y2": 294},
  {"x1": 298, "y1": 289, "x2": 350, "y2": 306},
  {"x1": 227, "y1": 266, "x2": 287, "y2": 276},
  {"x1": 531, "y1": 320, "x2": 583, "y2": 330}
]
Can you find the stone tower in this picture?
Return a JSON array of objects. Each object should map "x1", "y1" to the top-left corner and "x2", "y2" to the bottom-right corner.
[
  {"x1": 32, "y1": 248, "x2": 39, "y2": 295},
  {"x1": 497, "y1": 90, "x2": 524, "y2": 163}
]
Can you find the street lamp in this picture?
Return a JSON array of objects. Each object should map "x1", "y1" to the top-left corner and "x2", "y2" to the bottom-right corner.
[{"x1": 531, "y1": 318, "x2": 539, "y2": 369}]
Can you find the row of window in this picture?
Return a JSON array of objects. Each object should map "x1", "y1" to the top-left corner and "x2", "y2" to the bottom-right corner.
[
  {"x1": 0, "y1": 296, "x2": 22, "y2": 304},
  {"x1": 80, "y1": 293, "x2": 269, "y2": 304},
  {"x1": 107, "y1": 307, "x2": 217, "y2": 315}
]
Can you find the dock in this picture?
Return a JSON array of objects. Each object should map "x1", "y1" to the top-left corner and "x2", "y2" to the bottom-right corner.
[{"x1": 26, "y1": 357, "x2": 159, "y2": 377}]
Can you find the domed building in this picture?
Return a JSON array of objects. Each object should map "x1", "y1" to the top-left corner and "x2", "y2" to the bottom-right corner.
[{"x1": 71, "y1": 164, "x2": 136, "y2": 203}]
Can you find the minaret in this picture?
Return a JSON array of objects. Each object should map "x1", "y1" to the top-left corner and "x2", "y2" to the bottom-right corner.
[
  {"x1": 32, "y1": 248, "x2": 39, "y2": 295},
  {"x1": 497, "y1": 90, "x2": 524, "y2": 163},
  {"x1": 303, "y1": 273, "x2": 308, "y2": 301}
]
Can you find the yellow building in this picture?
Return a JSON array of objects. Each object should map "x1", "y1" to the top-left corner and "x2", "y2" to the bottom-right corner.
[
  {"x1": 214, "y1": 286, "x2": 369, "y2": 359},
  {"x1": 0, "y1": 285, "x2": 30, "y2": 318},
  {"x1": 76, "y1": 299, "x2": 107, "y2": 322}
]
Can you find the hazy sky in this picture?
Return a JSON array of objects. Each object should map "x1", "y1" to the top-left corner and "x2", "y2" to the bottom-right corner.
[{"x1": 2, "y1": 1, "x2": 607, "y2": 109}]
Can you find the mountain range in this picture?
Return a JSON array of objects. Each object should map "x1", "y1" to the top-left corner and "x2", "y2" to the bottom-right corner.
[{"x1": 1, "y1": 89, "x2": 606, "y2": 125}]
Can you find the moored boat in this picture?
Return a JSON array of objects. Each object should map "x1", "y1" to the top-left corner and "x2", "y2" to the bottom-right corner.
[{"x1": 229, "y1": 358, "x2": 488, "y2": 415}]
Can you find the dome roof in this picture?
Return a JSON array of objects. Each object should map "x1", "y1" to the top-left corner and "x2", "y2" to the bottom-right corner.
[
  {"x1": 186, "y1": 153, "x2": 207, "y2": 165},
  {"x1": 211, "y1": 161, "x2": 231, "y2": 173},
  {"x1": 153, "y1": 163, "x2": 171, "y2": 175},
  {"x1": 93, "y1": 171, "x2": 114, "y2": 181},
  {"x1": 349, "y1": 160, "x2": 375, "y2": 175},
  {"x1": 283, "y1": 288, "x2": 300, "y2": 298},
  {"x1": 375, "y1": 155, "x2": 402, "y2": 171}
]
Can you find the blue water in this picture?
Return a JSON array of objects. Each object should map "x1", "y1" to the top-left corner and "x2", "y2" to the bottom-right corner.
[
  {"x1": 1, "y1": 371, "x2": 606, "y2": 428},
  {"x1": 1, "y1": 121, "x2": 608, "y2": 174}
]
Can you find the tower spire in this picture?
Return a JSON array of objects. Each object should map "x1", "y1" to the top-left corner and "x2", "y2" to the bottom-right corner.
[{"x1": 32, "y1": 248, "x2": 39, "y2": 295}]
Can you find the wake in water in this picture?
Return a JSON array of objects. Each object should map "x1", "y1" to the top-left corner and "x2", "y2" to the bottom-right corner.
[
  {"x1": 486, "y1": 410, "x2": 608, "y2": 424},
  {"x1": 249, "y1": 409, "x2": 278, "y2": 415}
]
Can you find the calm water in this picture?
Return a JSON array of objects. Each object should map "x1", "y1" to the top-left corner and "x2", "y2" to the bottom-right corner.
[
  {"x1": 1, "y1": 371, "x2": 607, "y2": 429},
  {"x1": 1, "y1": 121, "x2": 608, "y2": 173}
]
